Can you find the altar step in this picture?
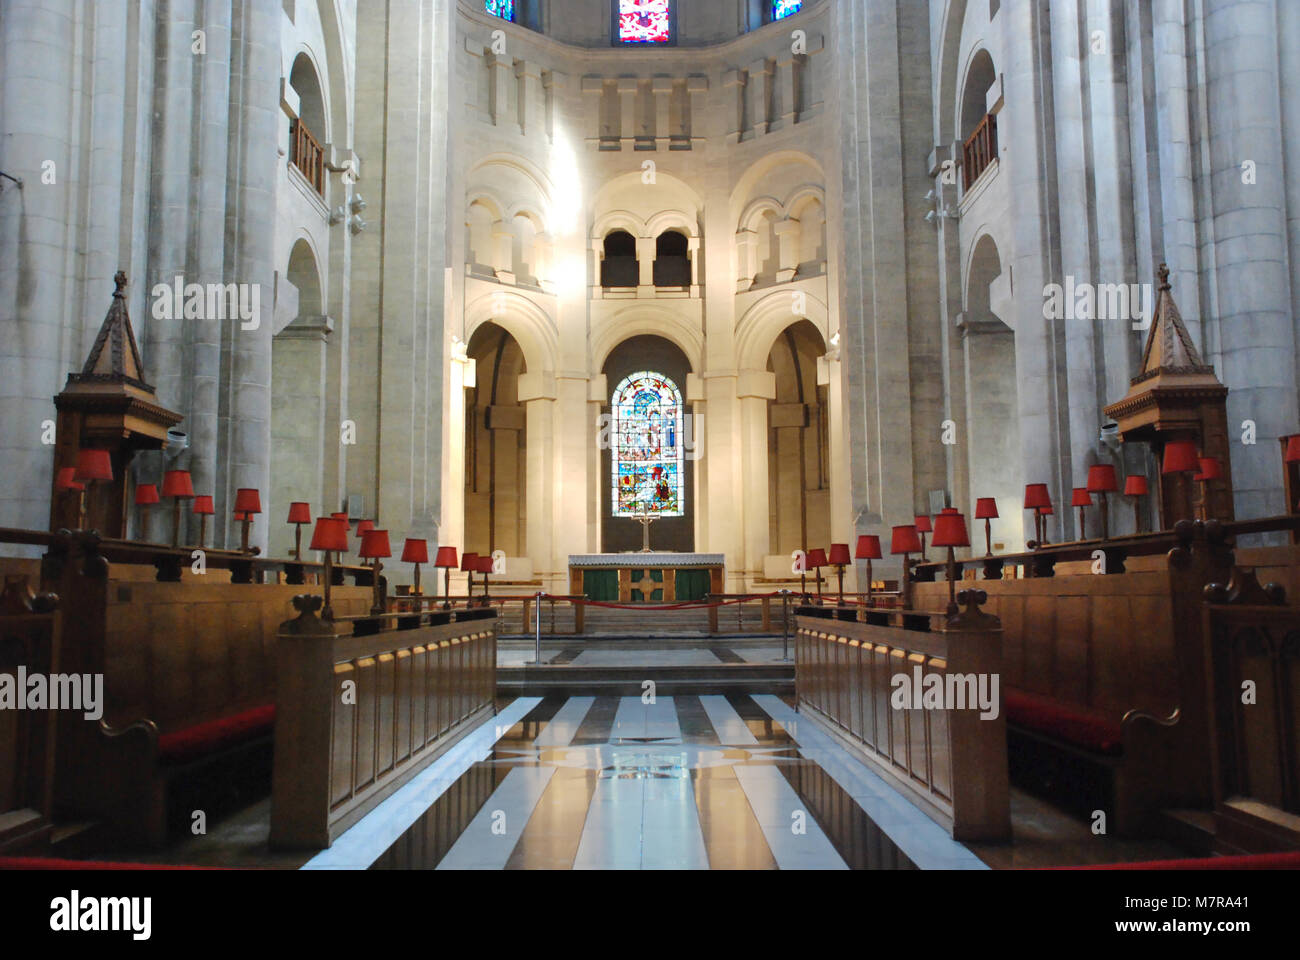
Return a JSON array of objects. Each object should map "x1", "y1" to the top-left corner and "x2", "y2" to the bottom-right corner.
[
  {"x1": 498, "y1": 602, "x2": 780, "y2": 638},
  {"x1": 496, "y1": 662, "x2": 794, "y2": 696}
]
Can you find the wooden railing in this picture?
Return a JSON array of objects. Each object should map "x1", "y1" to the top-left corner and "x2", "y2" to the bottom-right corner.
[
  {"x1": 962, "y1": 112, "x2": 998, "y2": 190},
  {"x1": 291, "y1": 118, "x2": 325, "y2": 195},
  {"x1": 0, "y1": 582, "x2": 59, "y2": 852},
  {"x1": 795, "y1": 591, "x2": 1010, "y2": 841},
  {"x1": 1203, "y1": 572, "x2": 1299, "y2": 816},
  {"x1": 270, "y1": 597, "x2": 497, "y2": 849}
]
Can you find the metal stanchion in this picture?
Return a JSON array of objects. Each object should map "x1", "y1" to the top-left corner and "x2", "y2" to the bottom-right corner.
[
  {"x1": 527, "y1": 590, "x2": 545, "y2": 665},
  {"x1": 776, "y1": 589, "x2": 793, "y2": 662}
]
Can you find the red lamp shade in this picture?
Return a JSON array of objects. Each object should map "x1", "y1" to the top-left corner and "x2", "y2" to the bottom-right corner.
[
  {"x1": 475, "y1": 555, "x2": 495, "y2": 574},
  {"x1": 1071, "y1": 487, "x2": 1093, "y2": 508},
  {"x1": 1023, "y1": 483, "x2": 1052, "y2": 510},
  {"x1": 355, "y1": 519, "x2": 375, "y2": 539},
  {"x1": 401, "y1": 538, "x2": 429, "y2": 564},
  {"x1": 435, "y1": 546, "x2": 459, "y2": 569},
  {"x1": 331, "y1": 511, "x2": 349, "y2": 521},
  {"x1": 805, "y1": 548, "x2": 828, "y2": 569},
  {"x1": 74, "y1": 448, "x2": 113, "y2": 483},
  {"x1": 974, "y1": 497, "x2": 999, "y2": 520},
  {"x1": 55, "y1": 467, "x2": 83, "y2": 492},
  {"x1": 287, "y1": 502, "x2": 312, "y2": 525},
  {"x1": 1195, "y1": 457, "x2": 1222, "y2": 482},
  {"x1": 309, "y1": 516, "x2": 349, "y2": 553},
  {"x1": 913, "y1": 515, "x2": 933, "y2": 534},
  {"x1": 1039, "y1": 504, "x2": 1055, "y2": 516},
  {"x1": 161, "y1": 469, "x2": 195, "y2": 499},
  {"x1": 1286, "y1": 435, "x2": 1300, "y2": 463},
  {"x1": 931, "y1": 509, "x2": 970, "y2": 549},
  {"x1": 233, "y1": 488, "x2": 262, "y2": 514},
  {"x1": 855, "y1": 535, "x2": 882, "y2": 560},
  {"x1": 192, "y1": 495, "x2": 215, "y2": 516},
  {"x1": 359, "y1": 529, "x2": 392, "y2": 560},
  {"x1": 828, "y1": 543, "x2": 851, "y2": 566},
  {"x1": 1123, "y1": 475, "x2": 1149, "y2": 497},
  {"x1": 1162, "y1": 441, "x2": 1200, "y2": 475},
  {"x1": 461, "y1": 552, "x2": 479, "y2": 572},
  {"x1": 232, "y1": 511, "x2": 247, "y2": 522},
  {"x1": 1086, "y1": 464, "x2": 1119, "y2": 494},
  {"x1": 890, "y1": 525, "x2": 922, "y2": 555},
  {"x1": 134, "y1": 483, "x2": 160, "y2": 506}
]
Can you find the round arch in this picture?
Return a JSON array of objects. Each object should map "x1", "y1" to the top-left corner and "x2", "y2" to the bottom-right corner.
[
  {"x1": 735, "y1": 289, "x2": 831, "y2": 371},
  {"x1": 464, "y1": 288, "x2": 558, "y2": 374},
  {"x1": 591, "y1": 305, "x2": 704, "y2": 374},
  {"x1": 277, "y1": 233, "x2": 324, "y2": 335}
]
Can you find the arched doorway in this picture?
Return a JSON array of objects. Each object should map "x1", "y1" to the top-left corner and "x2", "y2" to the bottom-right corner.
[
  {"x1": 963, "y1": 234, "x2": 1023, "y2": 549},
  {"x1": 270, "y1": 238, "x2": 329, "y2": 558},
  {"x1": 767, "y1": 320, "x2": 830, "y2": 557},
  {"x1": 601, "y1": 335, "x2": 694, "y2": 552},
  {"x1": 464, "y1": 321, "x2": 527, "y2": 557}
]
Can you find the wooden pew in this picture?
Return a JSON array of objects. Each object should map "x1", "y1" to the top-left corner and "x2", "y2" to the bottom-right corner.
[
  {"x1": 33, "y1": 531, "x2": 373, "y2": 846},
  {"x1": 1201, "y1": 568, "x2": 1300, "y2": 853},
  {"x1": 913, "y1": 519, "x2": 1241, "y2": 835},
  {"x1": 795, "y1": 591, "x2": 1010, "y2": 841},
  {"x1": 270, "y1": 598, "x2": 497, "y2": 849},
  {"x1": 0, "y1": 580, "x2": 59, "y2": 853}
]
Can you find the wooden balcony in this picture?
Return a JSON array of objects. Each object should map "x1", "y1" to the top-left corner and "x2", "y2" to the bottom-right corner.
[
  {"x1": 291, "y1": 118, "x2": 325, "y2": 196},
  {"x1": 962, "y1": 112, "x2": 998, "y2": 191}
]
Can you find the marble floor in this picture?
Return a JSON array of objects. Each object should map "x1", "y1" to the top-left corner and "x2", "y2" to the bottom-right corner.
[{"x1": 299, "y1": 693, "x2": 989, "y2": 871}]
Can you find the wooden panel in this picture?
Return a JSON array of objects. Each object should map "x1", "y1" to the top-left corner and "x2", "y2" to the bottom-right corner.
[
  {"x1": 330, "y1": 663, "x2": 355, "y2": 808},
  {"x1": 1053, "y1": 596, "x2": 1091, "y2": 705},
  {"x1": 353, "y1": 657, "x2": 376, "y2": 791},
  {"x1": 375, "y1": 652, "x2": 395, "y2": 778},
  {"x1": 410, "y1": 646, "x2": 427, "y2": 750},
  {"x1": 395, "y1": 648, "x2": 412, "y2": 765}
]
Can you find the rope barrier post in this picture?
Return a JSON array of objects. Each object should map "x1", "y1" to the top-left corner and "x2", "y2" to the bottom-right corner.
[
  {"x1": 777, "y1": 589, "x2": 793, "y2": 663},
  {"x1": 528, "y1": 590, "x2": 545, "y2": 665}
]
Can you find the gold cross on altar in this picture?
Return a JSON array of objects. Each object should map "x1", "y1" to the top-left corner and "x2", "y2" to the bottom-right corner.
[
  {"x1": 635, "y1": 511, "x2": 657, "y2": 553},
  {"x1": 631, "y1": 571, "x2": 660, "y2": 599}
]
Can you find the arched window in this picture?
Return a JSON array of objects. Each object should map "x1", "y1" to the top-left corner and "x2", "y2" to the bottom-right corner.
[
  {"x1": 772, "y1": 1, "x2": 803, "y2": 21},
  {"x1": 653, "y1": 230, "x2": 691, "y2": 287},
  {"x1": 611, "y1": 371, "x2": 684, "y2": 517},
  {"x1": 485, "y1": 0, "x2": 514, "y2": 20},
  {"x1": 601, "y1": 230, "x2": 639, "y2": 287},
  {"x1": 616, "y1": 0, "x2": 674, "y2": 44}
]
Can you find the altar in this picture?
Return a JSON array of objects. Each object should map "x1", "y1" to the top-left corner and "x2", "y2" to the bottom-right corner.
[{"x1": 568, "y1": 553, "x2": 725, "y2": 603}]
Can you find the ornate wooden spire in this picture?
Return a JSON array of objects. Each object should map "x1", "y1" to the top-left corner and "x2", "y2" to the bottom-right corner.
[
  {"x1": 1133, "y1": 264, "x2": 1216, "y2": 383},
  {"x1": 67, "y1": 270, "x2": 152, "y2": 391}
]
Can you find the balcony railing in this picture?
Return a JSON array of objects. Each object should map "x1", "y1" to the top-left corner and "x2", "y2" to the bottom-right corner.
[
  {"x1": 291, "y1": 118, "x2": 325, "y2": 196},
  {"x1": 961, "y1": 112, "x2": 998, "y2": 191}
]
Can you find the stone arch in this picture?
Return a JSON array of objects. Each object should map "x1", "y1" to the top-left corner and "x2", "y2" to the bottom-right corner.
[
  {"x1": 464, "y1": 288, "x2": 558, "y2": 375},
  {"x1": 464, "y1": 321, "x2": 527, "y2": 557},
  {"x1": 591, "y1": 305, "x2": 703, "y2": 374},
  {"x1": 735, "y1": 288, "x2": 830, "y2": 371},
  {"x1": 279, "y1": 234, "x2": 324, "y2": 335},
  {"x1": 767, "y1": 319, "x2": 831, "y2": 557},
  {"x1": 960, "y1": 230, "x2": 1024, "y2": 549},
  {"x1": 289, "y1": 49, "x2": 329, "y2": 145},
  {"x1": 958, "y1": 46, "x2": 997, "y2": 144}
]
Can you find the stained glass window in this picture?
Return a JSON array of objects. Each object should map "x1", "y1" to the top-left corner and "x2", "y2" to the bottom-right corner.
[
  {"x1": 485, "y1": 0, "x2": 514, "y2": 21},
  {"x1": 772, "y1": 0, "x2": 802, "y2": 20},
  {"x1": 611, "y1": 371, "x2": 684, "y2": 517},
  {"x1": 617, "y1": 0, "x2": 673, "y2": 44}
]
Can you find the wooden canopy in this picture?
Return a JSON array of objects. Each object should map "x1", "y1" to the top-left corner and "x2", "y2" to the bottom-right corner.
[{"x1": 1104, "y1": 264, "x2": 1232, "y2": 526}]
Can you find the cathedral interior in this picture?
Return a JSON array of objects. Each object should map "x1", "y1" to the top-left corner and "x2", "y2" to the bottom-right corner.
[{"x1": 1, "y1": 0, "x2": 1299, "y2": 922}]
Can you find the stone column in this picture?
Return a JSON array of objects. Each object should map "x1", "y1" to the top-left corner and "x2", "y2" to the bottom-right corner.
[
  {"x1": 738, "y1": 371, "x2": 775, "y2": 587},
  {"x1": 1204, "y1": 0, "x2": 1297, "y2": 519}
]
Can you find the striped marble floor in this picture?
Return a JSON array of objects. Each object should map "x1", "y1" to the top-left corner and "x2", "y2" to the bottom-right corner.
[{"x1": 303, "y1": 694, "x2": 988, "y2": 871}]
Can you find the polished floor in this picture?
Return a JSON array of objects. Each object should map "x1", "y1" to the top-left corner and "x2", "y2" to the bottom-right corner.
[{"x1": 300, "y1": 694, "x2": 991, "y2": 870}]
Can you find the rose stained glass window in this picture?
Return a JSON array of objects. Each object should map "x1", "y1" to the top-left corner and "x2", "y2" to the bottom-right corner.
[
  {"x1": 772, "y1": 1, "x2": 802, "y2": 20},
  {"x1": 611, "y1": 371, "x2": 684, "y2": 517},
  {"x1": 617, "y1": 0, "x2": 673, "y2": 44},
  {"x1": 485, "y1": 0, "x2": 514, "y2": 21}
]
